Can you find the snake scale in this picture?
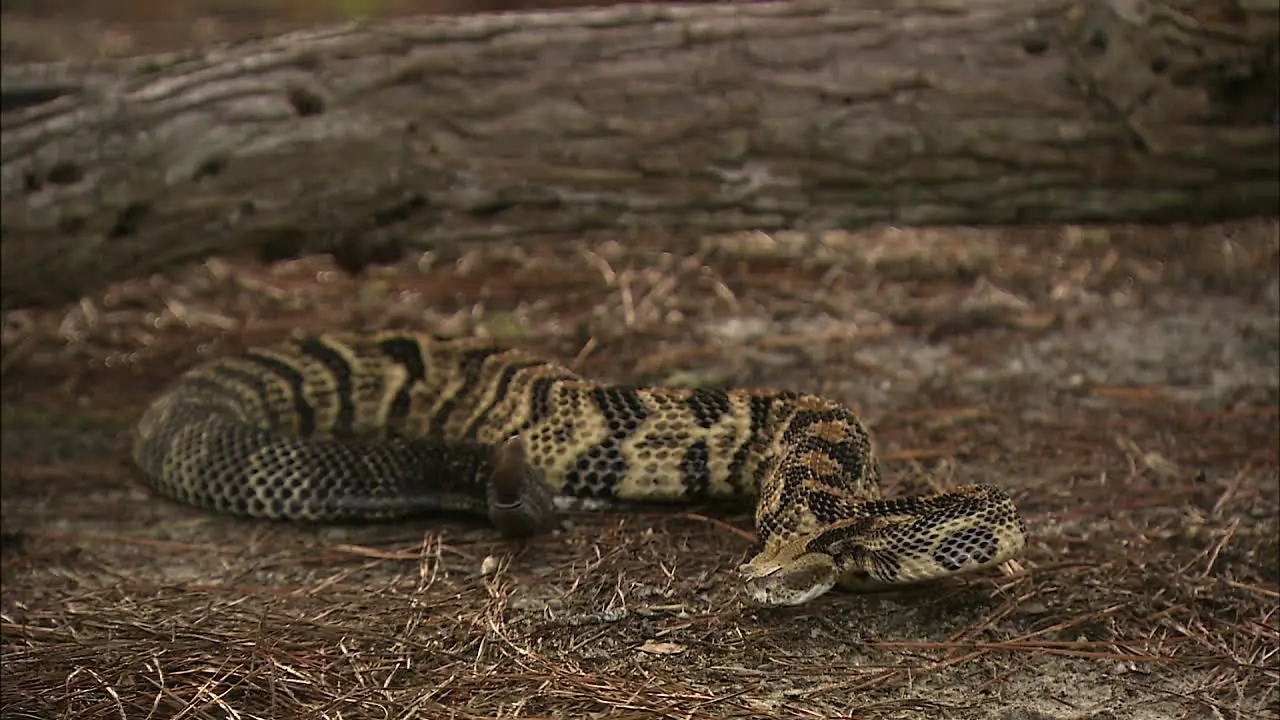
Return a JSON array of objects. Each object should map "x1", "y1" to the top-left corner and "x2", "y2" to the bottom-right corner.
[{"x1": 133, "y1": 331, "x2": 1027, "y2": 606}]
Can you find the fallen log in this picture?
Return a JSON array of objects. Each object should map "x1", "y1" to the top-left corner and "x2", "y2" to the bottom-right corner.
[{"x1": 2, "y1": 0, "x2": 1276, "y2": 308}]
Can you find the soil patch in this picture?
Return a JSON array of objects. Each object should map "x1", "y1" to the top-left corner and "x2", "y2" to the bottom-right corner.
[{"x1": 3, "y1": 221, "x2": 1278, "y2": 719}]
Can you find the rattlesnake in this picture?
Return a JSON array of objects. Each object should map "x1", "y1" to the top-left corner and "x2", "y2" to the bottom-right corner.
[{"x1": 133, "y1": 331, "x2": 1027, "y2": 606}]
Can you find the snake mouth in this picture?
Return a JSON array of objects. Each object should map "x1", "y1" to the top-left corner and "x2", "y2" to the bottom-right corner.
[{"x1": 738, "y1": 551, "x2": 840, "y2": 607}]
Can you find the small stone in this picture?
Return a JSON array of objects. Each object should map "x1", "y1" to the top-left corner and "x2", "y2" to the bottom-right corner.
[{"x1": 636, "y1": 640, "x2": 687, "y2": 655}]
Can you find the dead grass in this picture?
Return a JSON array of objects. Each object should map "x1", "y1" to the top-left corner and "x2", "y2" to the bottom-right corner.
[{"x1": 2, "y1": 220, "x2": 1279, "y2": 719}]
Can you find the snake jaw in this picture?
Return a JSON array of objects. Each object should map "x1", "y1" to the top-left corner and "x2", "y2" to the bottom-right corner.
[{"x1": 738, "y1": 545, "x2": 840, "y2": 607}]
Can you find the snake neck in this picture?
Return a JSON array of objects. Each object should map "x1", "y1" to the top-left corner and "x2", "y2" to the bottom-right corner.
[{"x1": 751, "y1": 393, "x2": 884, "y2": 551}]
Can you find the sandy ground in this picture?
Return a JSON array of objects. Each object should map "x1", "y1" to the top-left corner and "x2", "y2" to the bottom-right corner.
[
  {"x1": 2, "y1": 222, "x2": 1278, "y2": 719},
  {"x1": 3, "y1": 4, "x2": 1279, "y2": 719}
]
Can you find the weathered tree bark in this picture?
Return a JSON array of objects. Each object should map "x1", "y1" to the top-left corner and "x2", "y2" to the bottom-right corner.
[{"x1": 1, "y1": 0, "x2": 1276, "y2": 309}]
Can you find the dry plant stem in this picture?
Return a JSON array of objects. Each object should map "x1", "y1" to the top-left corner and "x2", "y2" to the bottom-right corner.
[{"x1": 3, "y1": 0, "x2": 1278, "y2": 309}]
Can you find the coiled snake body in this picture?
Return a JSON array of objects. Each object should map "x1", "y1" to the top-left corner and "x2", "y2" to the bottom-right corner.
[{"x1": 133, "y1": 332, "x2": 1027, "y2": 606}]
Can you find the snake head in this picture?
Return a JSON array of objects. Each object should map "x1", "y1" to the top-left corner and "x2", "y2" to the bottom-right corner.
[
  {"x1": 739, "y1": 485, "x2": 1028, "y2": 606},
  {"x1": 738, "y1": 541, "x2": 841, "y2": 607}
]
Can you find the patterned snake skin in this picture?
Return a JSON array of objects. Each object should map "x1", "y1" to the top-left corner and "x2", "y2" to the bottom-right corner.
[{"x1": 133, "y1": 332, "x2": 1027, "y2": 606}]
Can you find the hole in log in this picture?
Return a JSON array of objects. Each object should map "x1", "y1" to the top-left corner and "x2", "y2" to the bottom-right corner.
[
  {"x1": 1021, "y1": 37, "x2": 1049, "y2": 56},
  {"x1": 818, "y1": 90, "x2": 856, "y2": 106},
  {"x1": 373, "y1": 194, "x2": 429, "y2": 227},
  {"x1": 1216, "y1": 68, "x2": 1278, "y2": 126},
  {"x1": 468, "y1": 199, "x2": 517, "y2": 218},
  {"x1": 46, "y1": 161, "x2": 84, "y2": 186},
  {"x1": 1086, "y1": 29, "x2": 1108, "y2": 54},
  {"x1": 1149, "y1": 56, "x2": 1169, "y2": 74},
  {"x1": 330, "y1": 236, "x2": 407, "y2": 276},
  {"x1": 295, "y1": 52, "x2": 323, "y2": 71},
  {"x1": 194, "y1": 155, "x2": 228, "y2": 181},
  {"x1": 258, "y1": 229, "x2": 307, "y2": 263},
  {"x1": 109, "y1": 201, "x2": 150, "y2": 239},
  {"x1": 0, "y1": 86, "x2": 71, "y2": 113},
  {"x1": 58, "y1": 215, "x2": 86, "y2": 234},
  {"x1": 286, "y1": 86, "x2": 326, "y2": 117},
  {"x1": 23, "y1": 171, "x2": 41, "y2": 194}
]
